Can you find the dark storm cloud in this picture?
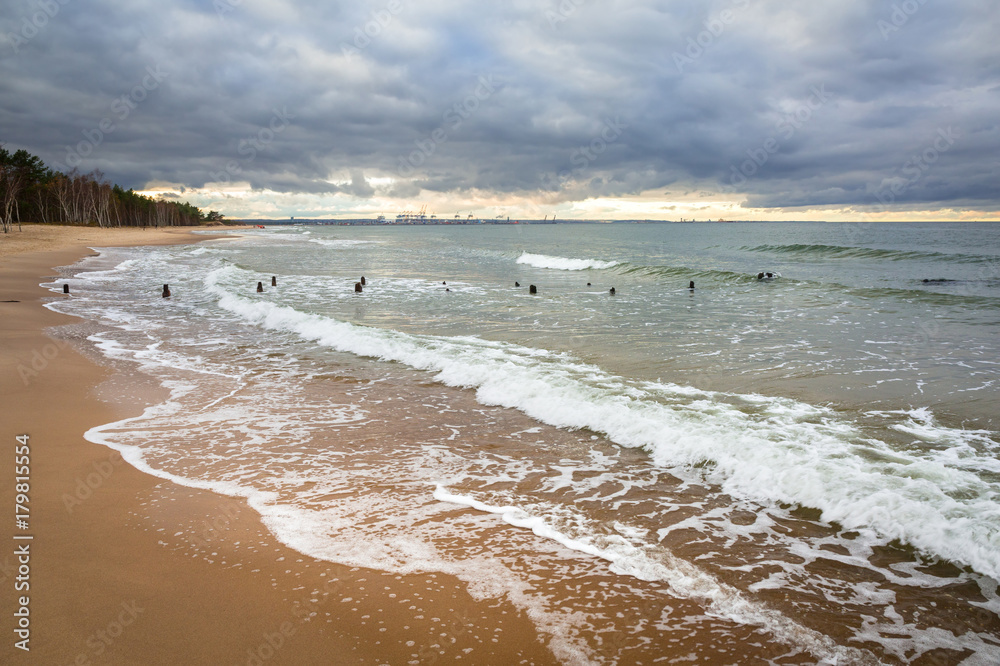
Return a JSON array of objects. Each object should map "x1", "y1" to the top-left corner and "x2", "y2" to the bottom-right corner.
[{"x1": 1, "y1": 0, "x2": 998, "y2": 213}]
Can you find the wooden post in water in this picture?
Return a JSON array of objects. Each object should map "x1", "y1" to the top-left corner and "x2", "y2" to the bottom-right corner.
[
  {"x1": 257, "y1": 282, "x2": 264, "y2": 293},
  {"x1": 271, "y1": 276, "x2": 277, "y2": 287},
  {"x1": 162, "y1": 284, "x2": 171, "y2": 298},
  {"x1": 63, "y1": 284, "x2": 69, "y2": 294},
  {"x1": 355, "y1": 282, "x2": 363, "y2": 293},
  {"x1": 529, "y1": 284, "x2": 537, "y2": 294},
  {"x1": 689, "y1": 280, "x2": 695, "y2": 290},
  {"x1": 609, "y1": 287, "x2": 616, "y2": 295},
  {"x1": 361, "y1": 276, "x2": 366, "y2": 286}
]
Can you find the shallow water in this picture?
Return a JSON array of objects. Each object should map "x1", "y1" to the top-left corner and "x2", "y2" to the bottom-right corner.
[{"x1": 46, "y1": 222, "x2": 1000, "y2": 663}]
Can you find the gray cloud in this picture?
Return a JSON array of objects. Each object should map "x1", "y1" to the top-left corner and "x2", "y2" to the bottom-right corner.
[{"x1": 1, "y1": 0, "x2": 998, "y2": 216}]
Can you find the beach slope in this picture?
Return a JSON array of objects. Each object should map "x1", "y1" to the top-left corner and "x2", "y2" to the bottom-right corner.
[{"x1": 0, "y1": 226, "x2": 553, "y2": 665}]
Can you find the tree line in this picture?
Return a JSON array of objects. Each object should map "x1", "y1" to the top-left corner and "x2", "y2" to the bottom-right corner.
[{"x1": 0, "y1": 144, "x2": 224, "y2": 233}]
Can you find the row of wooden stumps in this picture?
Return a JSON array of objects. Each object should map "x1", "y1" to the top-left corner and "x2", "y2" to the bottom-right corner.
[
  {"x1": 513, "y1": 282, "x2": 538, "y2": 294},
  {"x1": 512, "y1": 280, "x2": 694, "y2": 295},
  {"x1": 256, "y1": 276, "x2": 279, "y2": 293},
  {"x1": 160, "y1": 275, "x2": 284, "y2": 298},
  {"x1": 153, "y1": 276, "x2": 696, "y2": 299}
]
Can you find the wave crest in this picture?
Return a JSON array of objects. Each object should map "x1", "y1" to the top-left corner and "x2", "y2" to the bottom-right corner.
[
  {"x1": 743, "y1": 243, "x2": 995, "y2": 264},
  {"x1": 517, "y1": 252, "x2": 619, "y2": 271}
]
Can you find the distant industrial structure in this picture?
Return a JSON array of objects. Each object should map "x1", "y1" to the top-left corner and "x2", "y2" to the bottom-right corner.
[{"x1": 240, "y1": 211, "x2": 752, "y2": 226}]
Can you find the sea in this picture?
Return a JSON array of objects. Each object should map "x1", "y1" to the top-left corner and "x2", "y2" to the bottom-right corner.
[{"x1": 45, "y1": 221, "x2": 1000, "y2": 664}]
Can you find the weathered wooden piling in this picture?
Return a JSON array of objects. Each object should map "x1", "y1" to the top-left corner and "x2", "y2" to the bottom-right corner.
[
  {"x1": 63, "y1": 284, "x2": 69, "y2": 294},
  {"x1": 271, "y1": 276, "x2": 277, "y2": 286},
  {"x1": 515, "y1": 281, "x2": 520, "y2": 287},
  {"x1": 355, "y1": 282, "x2": 363, "y2": 293},
  {"x1": 529, "y1": 284, "x2": 537, "y2": 294},
  {"x1": 689, "y1": 280, "x2": 695, "y2": 290},
  {"x1": 361, "y1": 276, "x2": 366, "y2": 286},
  {"x1": 257, "y1": 282, "x2": 264, "y2": 293},
  {"x1": 162, "y1": 284, "x2": 171, "y2": 298}
]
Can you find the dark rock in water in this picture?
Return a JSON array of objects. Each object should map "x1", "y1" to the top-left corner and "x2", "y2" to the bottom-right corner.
[
  {"x1": 257, "y1": 281, "x2": 264, "y2": 293},
  {"x1": 361, "y1": 276, "x2": 366, "y2": 286},
  {"x1": 515, "y1": 281, "x2": 520, "y2": 287},
  {"x1": 757, "y1": 272, "x2": 764, "y2": 280},
  {"x1": 445, "y1": 288, "x2": 451, "y2": 292},
  {"x1": 355, "y1": 282, "x2": 363, "y2": 293},
  {"x1": 442, "y1": 281, "x2": 447, "y2": 285},
  {"x1": 609, "y1": 287, "x2": 616, "y2": 295},
  {"x1": 587, "y1": 282, "x2": 591, "y2": 286},
  {"x1": 529, "y1": 284, "x2": 537, "y2": 294},
  {"x1": 162, "y1": 284, "x2": 171, "y2": 298}
]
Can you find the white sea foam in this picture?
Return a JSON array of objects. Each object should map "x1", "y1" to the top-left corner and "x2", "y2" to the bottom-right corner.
[
  {"x1": 432, "y1": 487, "x2": 876, "y2": 664},
  {"x1": 516, "y1": 252, "x2": 619, "y2": 271},
  {"x1": 204, "y1": 265, "x2": 1000, "y2": 581},
  {"x1": 44, "y1": 236, "x2": 1000, "y2": 664},
  {"x1": 309, "y1": 238, "x2": 377, "y2": 248}
]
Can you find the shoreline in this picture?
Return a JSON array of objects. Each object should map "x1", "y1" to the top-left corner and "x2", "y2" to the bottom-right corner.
[{"x1": 0, "y1": 225, "x2": 555, "y2": 664}]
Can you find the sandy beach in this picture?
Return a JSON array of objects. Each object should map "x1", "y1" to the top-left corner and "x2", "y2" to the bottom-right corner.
[{"x1": 0, "y1": 225, "x2": 554, "y2": 665}]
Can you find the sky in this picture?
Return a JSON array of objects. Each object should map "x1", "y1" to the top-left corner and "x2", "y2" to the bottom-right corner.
[{"x1": 1, "y1": 0, "x2": 999, "y2": 221}]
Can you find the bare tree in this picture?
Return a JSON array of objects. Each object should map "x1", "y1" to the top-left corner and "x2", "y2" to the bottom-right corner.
[{"x1": 0, "y1": 163, "x2": 24, "y2": 233}]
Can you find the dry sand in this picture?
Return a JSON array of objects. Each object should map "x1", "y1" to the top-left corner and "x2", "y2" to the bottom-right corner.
[{"x1": 0, "y1": 225, "x2": 555, "y2": 665}]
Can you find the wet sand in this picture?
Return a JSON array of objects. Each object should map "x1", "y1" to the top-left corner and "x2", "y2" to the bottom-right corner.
[{"x1": 0, "y1": 224, "x2": 555, "y2": 665}]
